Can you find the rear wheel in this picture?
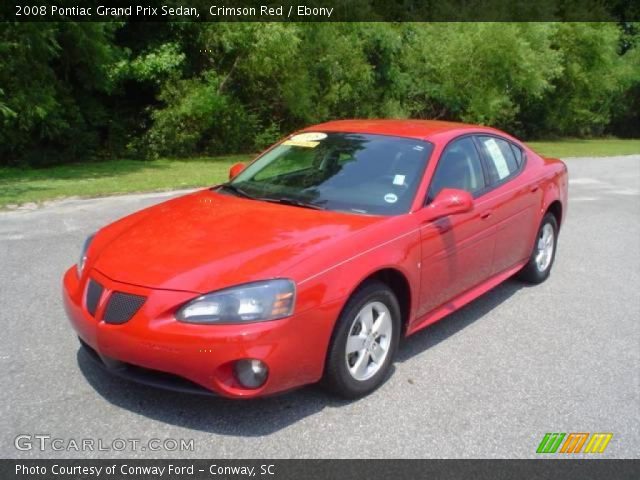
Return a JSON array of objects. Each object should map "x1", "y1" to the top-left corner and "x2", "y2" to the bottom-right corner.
[
  {"x1": 518, "y1": 212, "x2": 558, "y2": 284},
  {"x1": 323, "y1": 281, "x2": 400, "y2": 399}
]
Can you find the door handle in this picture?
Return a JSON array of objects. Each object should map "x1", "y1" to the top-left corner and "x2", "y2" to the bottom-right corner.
[
  {"x1": 480, "y1": 211, "x2": 492, "y2": 220},
  {"x1": 530, "y1": 186, "x2": 540, "y2": 193}
]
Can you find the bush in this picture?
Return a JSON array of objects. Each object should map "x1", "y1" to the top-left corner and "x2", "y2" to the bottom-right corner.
[{"x1": 1, "y1": 22, "x2": 638, "y2": 167}]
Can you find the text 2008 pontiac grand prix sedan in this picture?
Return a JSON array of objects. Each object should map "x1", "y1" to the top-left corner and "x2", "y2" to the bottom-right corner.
[{"x1": 63, "y1": 120, "x2": 568, "y2": 399}]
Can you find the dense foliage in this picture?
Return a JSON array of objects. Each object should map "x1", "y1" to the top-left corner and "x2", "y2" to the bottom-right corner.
[{"x1": 1, "y1": 22, "x2": 638, "y2": 166}]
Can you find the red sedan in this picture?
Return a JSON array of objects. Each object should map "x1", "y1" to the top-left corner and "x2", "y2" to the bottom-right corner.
[{"x1": 63, "y1": 120, "x2": 568, "y2": 399}]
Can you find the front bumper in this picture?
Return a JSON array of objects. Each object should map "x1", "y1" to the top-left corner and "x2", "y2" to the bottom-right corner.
[
  {"x1": 63, "y1": 267, "x2": 342, "y2": 398},
  {"x1": 78, "y1": 337, "x2": 217, "y2": 395}
]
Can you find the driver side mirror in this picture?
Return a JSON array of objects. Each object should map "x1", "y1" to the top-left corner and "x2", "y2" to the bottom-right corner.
[
  {"x1": 427, "y1": 188, "x2": 474, "y2": 220},
  {"x1": 228, "y1": 162, "x2": 246, "y2": 180}
]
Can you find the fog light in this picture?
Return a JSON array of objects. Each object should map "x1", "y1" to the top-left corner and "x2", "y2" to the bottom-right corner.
[{"x1": 233, "y1": 359, "x2": 268, "y2": 389}]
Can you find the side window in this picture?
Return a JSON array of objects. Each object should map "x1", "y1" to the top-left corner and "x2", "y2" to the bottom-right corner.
[
  {"x1": 427, "y1": 137, "x2": 485, "y2": 203},
  {"x1": 476, "y1": 136, "x2": 519, "y2": 184},
  {"x1": 510, "y1": 143, "x2": 524, "y2": 167}
]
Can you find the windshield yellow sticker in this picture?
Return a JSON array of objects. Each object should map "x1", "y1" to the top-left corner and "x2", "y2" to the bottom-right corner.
[
  {"x1": 282, "y1": 139, "x2": 320, "y2": 148},
  {"x1": 282, "y1": 132, "x2": 327, "y2": 148},
  {"x1": 290, "y1": 132, "x2": 327, "y2": 142}
]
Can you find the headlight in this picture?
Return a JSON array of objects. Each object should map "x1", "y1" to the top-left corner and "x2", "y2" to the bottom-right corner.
[
  {"x1": 176, "y1": 279, "x2": 296, "y2": 324},
  {"x1": 77, "y1": 233, "x2": 95, "y2": 276}
]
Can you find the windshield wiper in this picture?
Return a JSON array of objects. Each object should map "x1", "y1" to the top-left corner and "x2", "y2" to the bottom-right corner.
[
  {"x1": 217, "y1": 185, "x2": 324, "y2": 210},
  {"x1": 259, "y1": 196, "x2": 326, "y2": 210},
  {"x1": 216, "y1": 183, "x2": 255, "y2": 199}
]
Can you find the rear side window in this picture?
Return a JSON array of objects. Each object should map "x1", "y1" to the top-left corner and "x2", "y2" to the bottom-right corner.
[
  {"x1": 476, "y1": 136, "x2": 520, "y2": 184},
  {"x1": 510, "y1": 143, "x2": 524, "y2": 167}
]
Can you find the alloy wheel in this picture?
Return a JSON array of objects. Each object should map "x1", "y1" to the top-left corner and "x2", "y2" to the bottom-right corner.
[
  {"x1": 535, "y1": 223, "x2": 555, "y2": 272},
  {"x1": 345, "y1": 301, "x2": 393, "y2": 381}
]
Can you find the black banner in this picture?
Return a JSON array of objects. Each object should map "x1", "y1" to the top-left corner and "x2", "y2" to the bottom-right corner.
[
  {"x1": 1, "y1": 0, "x2": 639, "y2": 22},
  {"x1": 2, "y1": 459, "x2": 639, "y2": 480}
]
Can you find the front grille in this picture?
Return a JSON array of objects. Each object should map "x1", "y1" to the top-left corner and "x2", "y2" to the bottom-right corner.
[
  {"x1": 85, "y1": 279, "x2": 103, "y2": 317},
  {"x1": 103, "y1": 292, "x2": 146, "y2": 324}
]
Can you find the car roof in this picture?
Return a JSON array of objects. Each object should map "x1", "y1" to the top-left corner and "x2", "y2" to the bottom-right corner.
[{"x1": 302, "y1": 119, "x2": 499, "y2": 142}]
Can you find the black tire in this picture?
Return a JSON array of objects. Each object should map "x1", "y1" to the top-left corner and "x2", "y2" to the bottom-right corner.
[
  {"x1": 518, "y1": 212, "x2": 559, "y2": 284},
  {"x1": 323, "y1": 281, "x2": 401, "y2": 399}
]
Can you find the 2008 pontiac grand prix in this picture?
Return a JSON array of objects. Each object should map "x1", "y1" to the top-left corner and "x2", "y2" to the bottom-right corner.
[{"x1": 63, "y1": 120, "x2": 568, "y2": 399}]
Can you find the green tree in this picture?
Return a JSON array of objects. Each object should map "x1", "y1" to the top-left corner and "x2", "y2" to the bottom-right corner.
[
  {"x1": 399, "y1": 23, "x2": 562, "y2": 134},
  {"x1": 1, "y1": 21, "x2": 637, "y2": 167},
  {"x1": 536, "y1": 23, "x2": 631, "y2": 136},
  {"x1": 0, "y1": 23, "x2": 121, "y2": 166}
]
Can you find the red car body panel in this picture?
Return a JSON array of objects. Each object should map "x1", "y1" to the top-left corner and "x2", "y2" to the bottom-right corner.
[
  {"x1": 91, "y1": 191, "x2": 380, "y2": 293},
  {"x1": 63, "y1": 120, "x2": 568, "y2": 398}
]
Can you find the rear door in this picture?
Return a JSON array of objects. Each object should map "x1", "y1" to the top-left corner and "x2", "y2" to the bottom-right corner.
[{"x1": 473, "y1": 135, "x2": 541, "y2": 275}]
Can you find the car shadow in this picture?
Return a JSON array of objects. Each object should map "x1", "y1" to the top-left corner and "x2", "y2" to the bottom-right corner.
[
  {"x1": 397, "y1": 278, "x2": 528, "y2": 362},
  {"x1": 77, "y1": 347, "x2": 350, "y2": 436},
  {"x1": 77, "y1": 278, "x2": 529, "y2": 436}
]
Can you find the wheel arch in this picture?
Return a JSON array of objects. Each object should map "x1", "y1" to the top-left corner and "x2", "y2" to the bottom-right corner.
[
  {"x1": 320, "y1": 266, "x2": 413, "y2": 388},
  {"x1": 546, "y1": 200, "x2": 563, "y2": 229},
  {"x1": 347, "y1": 267, "x2": 413, "y2": 335}
]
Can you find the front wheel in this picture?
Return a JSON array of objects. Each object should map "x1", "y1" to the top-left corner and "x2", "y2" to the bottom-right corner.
[
  {"x1": 518, "y1": 212, "x2": 559, "y2": 284},
  {"x1": 323, "y1": 281, "x2": 401, "y2": 399}
]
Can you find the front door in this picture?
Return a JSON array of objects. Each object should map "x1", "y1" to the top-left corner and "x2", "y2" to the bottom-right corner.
[{"x1": 416, "y1": 136, "x2": 497, "y2": 319}]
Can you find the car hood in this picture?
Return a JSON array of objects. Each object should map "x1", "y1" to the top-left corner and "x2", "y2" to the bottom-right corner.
[{"x1": 93, "y1": 189, "x2": 381, "y2": 293}]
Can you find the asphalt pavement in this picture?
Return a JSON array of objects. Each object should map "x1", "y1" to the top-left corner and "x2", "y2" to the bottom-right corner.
[{"x1": 1, "y1": 155, "x2": 638, "y2": 459}]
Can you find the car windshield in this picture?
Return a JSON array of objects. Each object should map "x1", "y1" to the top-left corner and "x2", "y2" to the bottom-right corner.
[{"x1": 227, "y1": 132, "x2": 433, "y2": 215}]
